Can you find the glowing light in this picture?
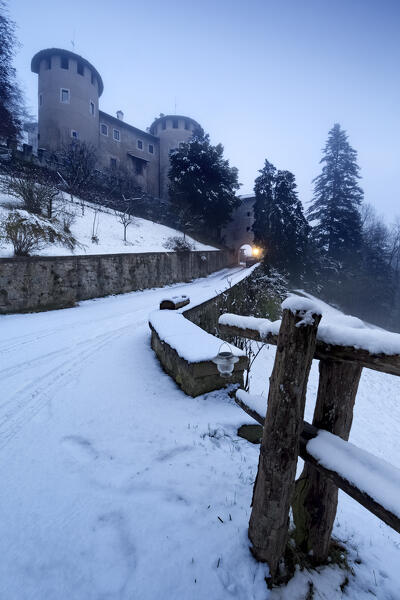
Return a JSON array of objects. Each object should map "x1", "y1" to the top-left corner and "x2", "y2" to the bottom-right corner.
[{"x1": 252, "y1": 247, "x2": 261, "y2": 257}]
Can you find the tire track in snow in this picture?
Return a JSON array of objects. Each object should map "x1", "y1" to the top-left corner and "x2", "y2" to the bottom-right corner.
[{"x1": 0, "y1": 323, "x2": 134, "y2": 450}]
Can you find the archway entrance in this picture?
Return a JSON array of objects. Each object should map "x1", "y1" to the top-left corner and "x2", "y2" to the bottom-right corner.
[{"x1": 239, "y1": 244, "x2": 253, "y2": 265}]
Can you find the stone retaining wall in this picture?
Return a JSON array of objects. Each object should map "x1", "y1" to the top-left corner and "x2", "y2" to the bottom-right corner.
[{"x1": 0, "y1": 249, "x2": 236, "y2": 314}]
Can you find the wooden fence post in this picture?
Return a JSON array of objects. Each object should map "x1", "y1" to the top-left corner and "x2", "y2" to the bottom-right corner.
[
  {"x1": 248, "y1": 306, "x2": 321, "y2": 580},
  {"x1": 292, "y1": 359, "x2": 362, "y2": 562}
]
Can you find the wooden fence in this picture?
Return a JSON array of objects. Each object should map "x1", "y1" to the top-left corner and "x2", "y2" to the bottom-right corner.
[{"x1": 219, "y1": 304, "x2": 400, "y2": 583}]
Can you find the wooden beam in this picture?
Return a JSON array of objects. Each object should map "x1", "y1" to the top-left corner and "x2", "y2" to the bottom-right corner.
[
  {"x1": 248, "y1": 308, "x2": 321, "y2": 579},
  {"x1": 235, "y1": 396, "x2": 400, "y2": 535},
  {"x1": 292, "y1": 360, "x2": 362, "y2": 562},
  {"x1": 219, "y1": 322, "x2": 400, "y2": 377}
]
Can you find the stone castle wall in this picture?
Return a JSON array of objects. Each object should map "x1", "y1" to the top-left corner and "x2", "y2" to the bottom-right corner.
[{"x1": 0, "y1": 250, "x2": 236, "y2": 314}]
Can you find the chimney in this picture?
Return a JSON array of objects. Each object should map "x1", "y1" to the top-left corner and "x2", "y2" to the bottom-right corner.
[{"x1": 116, "y1": 110, "x2": 124, "y2": 121}]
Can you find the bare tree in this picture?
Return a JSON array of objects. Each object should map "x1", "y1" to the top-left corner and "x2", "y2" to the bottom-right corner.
[
  {"x1": 91, "y1": 208, "x2": 100, "y2": 244},
  {"x1": 115, "y1": 200, "x2": 134, "y2": 243},
  {"x1": 57, "y1": 140, "x2": 98, "y2": 214}
]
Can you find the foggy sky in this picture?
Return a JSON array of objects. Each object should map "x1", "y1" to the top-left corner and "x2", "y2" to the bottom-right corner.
[{"x1": 9, "y1": 0, "x2": 400, "y2": 221}]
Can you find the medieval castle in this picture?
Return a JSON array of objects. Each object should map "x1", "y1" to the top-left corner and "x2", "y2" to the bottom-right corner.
[{"x1": 30, "y1": 47, "x2": 254, "y2": 249}]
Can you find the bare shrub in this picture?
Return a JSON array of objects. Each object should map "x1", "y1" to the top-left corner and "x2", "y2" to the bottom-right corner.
[
  {"x1": 58, "y1": 205, "x2": 76, "y2": 233},
  {"x1": 1, "y1": 171, "x2": 61, "y2": 217},
  {"x1": 0, "y1": 211, "x2": 76, "y2": 256},
  {"x1": 163, "y1": 235, "x2": 194, "y2": 252}
]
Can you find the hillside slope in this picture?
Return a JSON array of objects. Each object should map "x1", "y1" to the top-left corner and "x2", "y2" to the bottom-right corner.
[{"x1": 0, "y1": 192, "x2": 218, "y2": 257}]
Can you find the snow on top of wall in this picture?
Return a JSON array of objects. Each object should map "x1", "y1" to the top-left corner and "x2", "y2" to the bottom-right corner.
[
  {"x1": 219, "y1": 293, "x2": 400, "y2": 356},
  {"x1": 149, "y1": 310, "x2": 245, "y2": 363},
  {"x1": 308, "y1": 430, "x2": 400, "y2": 519}
]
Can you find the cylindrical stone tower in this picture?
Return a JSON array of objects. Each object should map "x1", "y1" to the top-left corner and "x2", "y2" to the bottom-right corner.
[
  {"x1": 149, "y1": 115, "x2": 201, "y2": 199},
  {"x1": 31, "y1": 48, "x2": 104, "y2": 152}
]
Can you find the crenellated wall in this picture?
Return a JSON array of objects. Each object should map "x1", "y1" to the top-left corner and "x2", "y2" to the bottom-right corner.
[{"x1": 0, "y1": 249, "x2": 236, "y2": 314}]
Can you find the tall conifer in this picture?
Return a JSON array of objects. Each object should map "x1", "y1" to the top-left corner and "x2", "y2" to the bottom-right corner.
[
  {"x1": 308, "y1": 123, "x2": 363, "y2": 262},
  {"x1": 253, "y1": 160, "x2": 309, "y2": 277}
]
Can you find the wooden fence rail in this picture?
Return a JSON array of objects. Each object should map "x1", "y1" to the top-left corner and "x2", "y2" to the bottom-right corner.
[
  {"x1": 219, "y1": 306, "x2": 400, "y2": 583},
  {"x1": 235, "y1": 394, "x2": 400, "y2": 535},
  {"x1": 219, "y1": 319, "x2": 400, "y2": 376}
]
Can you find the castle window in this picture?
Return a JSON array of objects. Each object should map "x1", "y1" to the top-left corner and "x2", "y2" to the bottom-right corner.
[
  {"x1": 45, "y1": 57, "x2": 51, "y2": 70},
  {"x1": 110, "y1": 157, "x2": 117, "y2": 169},
  {"x1": 60, "y1": 88, "x2": 70, "y2": 103},
  {"x1": 148, "y1": 144, "x2": 154, "y2": 154},
  {"x1": 162, "y1": 120, "x2": 166, "y2": 130},
  {"x1": 100, "y1": 123, "x2": 108, "y2": 136},
  {"x1": 113, "y1": 129, "x2": 120, "y2": 141},
  {"x1": 135, "y1": 161, "x2": 144, "y2": 176},
  {"x1": 184, "y1": 120, "x2": 189, "y2": 130},
  {"x1": 137, "y1": 140, "x2": 143, "y2": 150},
  {"x1": 39, "y1": 93, "x2": 43, "y2": 106},
  {"x1": 172, "y1": 119, "x2": 179, "y2": 129},
  {"x1": 89, "y1": 100, "x2": 95, "y2": 116},
  {"x1": 61, "y1": 56, "x2": 69, "y2": 69},
  {"x1": 71, "y1": 130, "x2": 78, "y2": 139},
  {"x1": 91, "y1": 71, "x2": 95, "y2": 85},
  {"x1": 246, "y1": 226, "x2": 250, "y2": 232},
  {"x1": 247, "y1": 212, "x2": 251, "y2": 217},
  {"x1": 77, "y1": 61, "x2": 84, "y2": 76}
]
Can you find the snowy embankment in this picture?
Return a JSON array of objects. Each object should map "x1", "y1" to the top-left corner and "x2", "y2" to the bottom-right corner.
[
  {"x1": 0, "y1": 276, "x2": 400, "y2": 599},
  {"x1": 0, "y1": 191, "x2": 217, "y2": 257}
]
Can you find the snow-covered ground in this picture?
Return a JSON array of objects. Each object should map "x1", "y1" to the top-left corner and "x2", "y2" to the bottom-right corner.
[
  {"x1": 1, "y1": 269, "x2": 399, "y2": 599},
  {"x1": 0, "y1": 191, "x2": 217, "y2": 256}
]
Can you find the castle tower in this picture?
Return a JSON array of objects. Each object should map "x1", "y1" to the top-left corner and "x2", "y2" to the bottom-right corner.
[
  {"x1": 31, "y1": 48, "x2": 103, "y2": 152},
  {"x1": 149, "y1": 115, "x2": 201, "y2": 198}
]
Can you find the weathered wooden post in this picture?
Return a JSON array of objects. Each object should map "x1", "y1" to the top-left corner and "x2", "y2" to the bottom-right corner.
[
  {"x1": 292, "y1": 359, "x2": 362, "y2": 562},
  {"x1": 248, "y1": 301, "x2": 321, "y2": 581}
]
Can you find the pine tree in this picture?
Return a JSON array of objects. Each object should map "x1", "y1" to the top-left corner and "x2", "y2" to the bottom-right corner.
[
  {"x1": 308, "y1": 123, "x2": 363, "y2": 263},
  {"x1": 253, "y1": 159, "x2": 276, "y2": 247},
  {"x1": 273, "y1": 170, "x2": 310, "y2": 276},
  {"x1": 0, "y1": 1, "x2": 25, "y2": 141},
  {"x1": 168, "y1": 128, "x2": 240, "y2": 239},
  {"x1": 252, "y1": 160, "x2": 309, "y2": 278}
]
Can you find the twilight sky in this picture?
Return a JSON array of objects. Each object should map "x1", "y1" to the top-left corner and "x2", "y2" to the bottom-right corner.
[{"x1": 9, "y1": 0, "x2": 400, "y2": 220}]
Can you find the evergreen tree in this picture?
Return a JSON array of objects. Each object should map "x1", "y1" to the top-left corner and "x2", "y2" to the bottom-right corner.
[
  {"x1": 0, "y1": 1, "x2": 25, "y2": 141},
  {"x1": 168, "y1": 128, "x2": 240, "y2": 239},
  {"x1": 253, "y1": 159, "x2": 276, "y2": 247},
  {"x1": 308, "y1": 123, "x2": 363, "y2": 263},
  {"x1": 252, "y1": 160, "x2": 309, "y2": 278}
]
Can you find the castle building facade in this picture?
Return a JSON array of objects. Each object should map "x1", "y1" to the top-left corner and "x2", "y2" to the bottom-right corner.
[{"x1": 31, "y1": 48, "x2": 201, "y2": 199}]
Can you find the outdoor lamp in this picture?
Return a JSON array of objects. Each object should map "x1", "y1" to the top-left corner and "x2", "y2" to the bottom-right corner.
[
  {"x1": 212, "y1": 343, "x2": 239, "y2": 378},
  {"x1": 252, "y1": 246, "x2": 261, "y2": 257}
]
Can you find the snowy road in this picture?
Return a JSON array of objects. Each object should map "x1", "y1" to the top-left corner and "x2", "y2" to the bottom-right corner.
[
  {"x1": 0, "y1": 267, "x2": 269, "y2": 600},
  {"x1": 1, "y1": 267, "x2": 400, "y2": 599}
]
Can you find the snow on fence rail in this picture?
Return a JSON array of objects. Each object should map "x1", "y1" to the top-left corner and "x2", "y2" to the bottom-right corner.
[
  {"x1": 219, "y1": 302, "x2": 400, "y2": 376},
  {"x1": 218, "y1": 296, "x2": 400, "y2": 583},
  {"x1": 235, "y1": 390, "x2": 400, "y2": 534}
]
